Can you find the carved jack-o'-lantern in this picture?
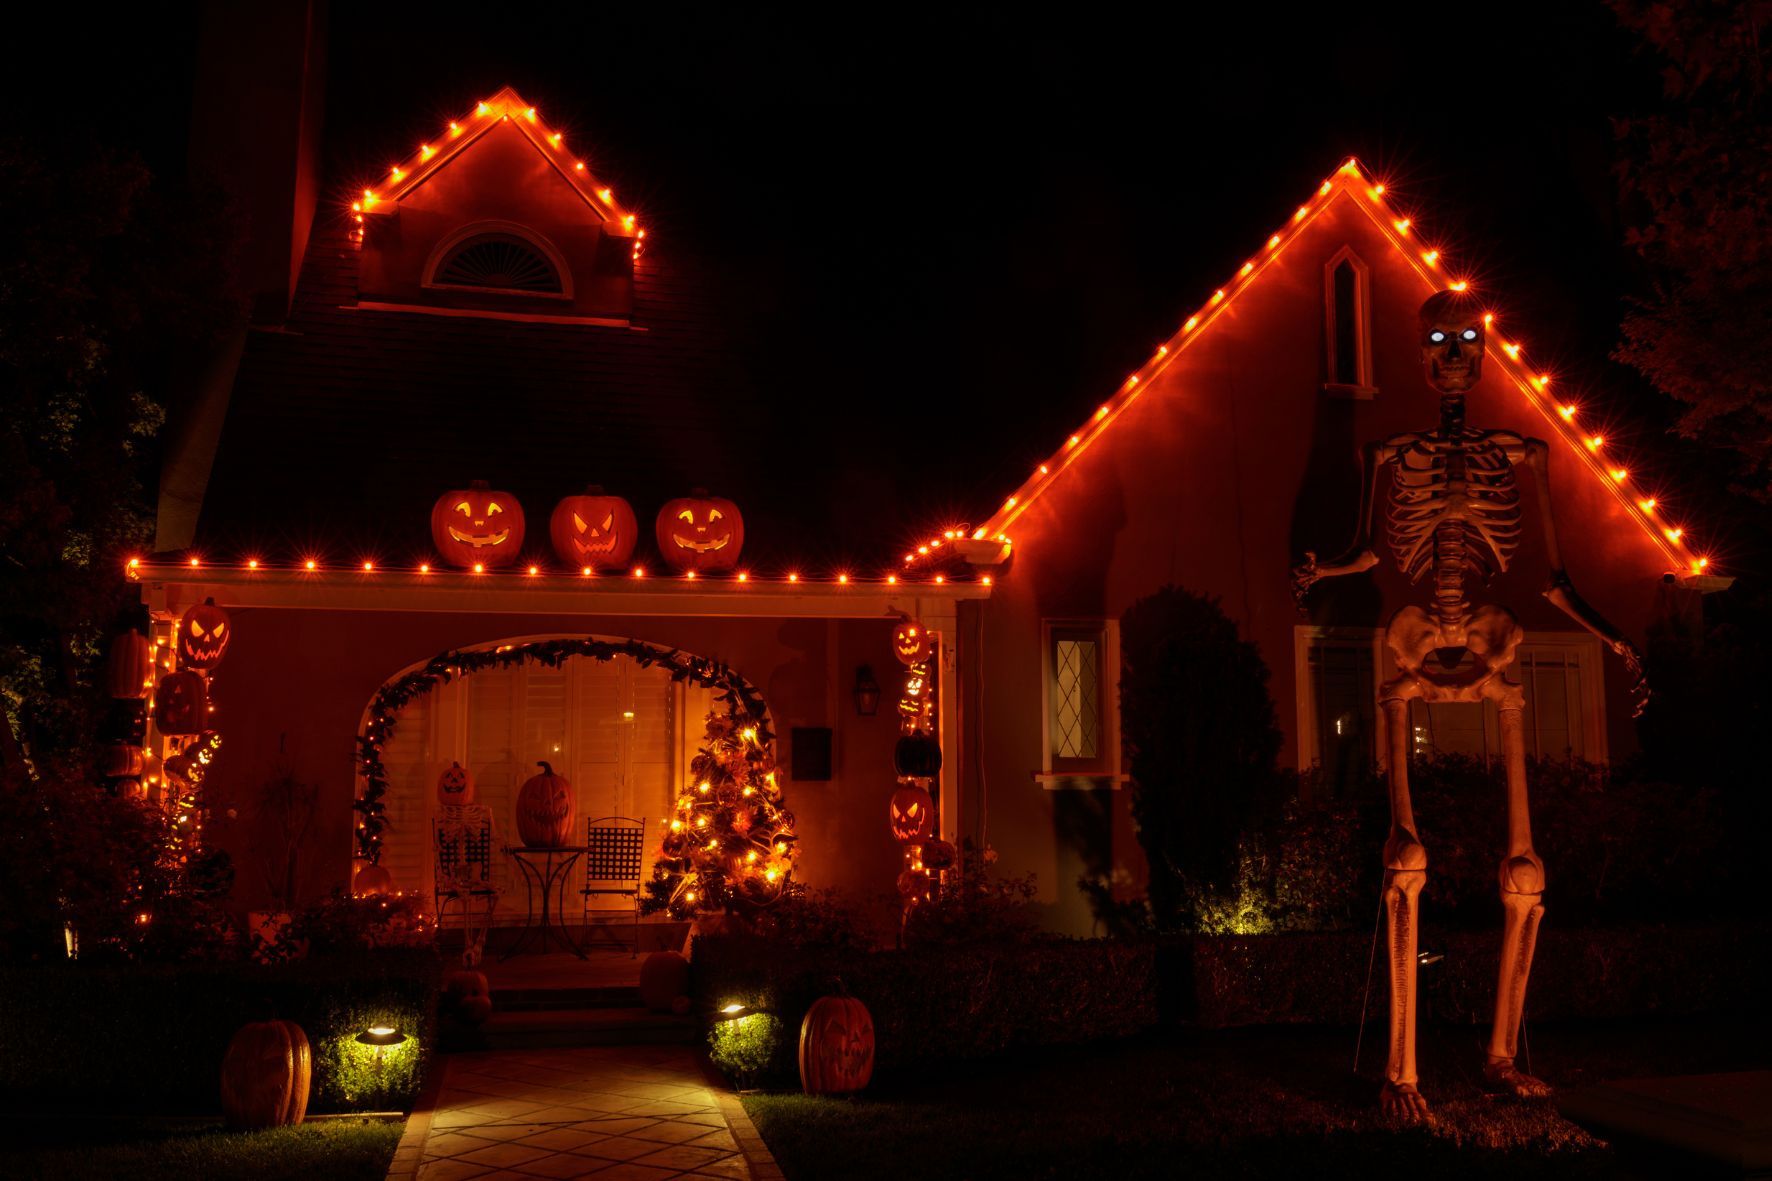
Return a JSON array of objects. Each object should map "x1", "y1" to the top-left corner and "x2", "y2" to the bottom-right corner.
[
  {"x1": 436, "y1": 761, "x2": 475, "y2": 807},
  {"x1": 798, "y1": 993, "x2": 875, "y2": 1096},
  {"x1": 889, "y1": 784, "x2": 934, "y2": 843},
  {"x1": 154, "y1": 671, "x2": 208, "y2": 736},
  {"x1": 893, "y1": 733, "x2": 942, "y2": 780},
  {"x1": 106, "y1": 632, "x2": 152, "y2": 699},
  {"x1": 655, "y1": 490, "x2": 743, "y2": 573},
  {"x1": 549, "y1": 486, "x2": 638, "y2": 571},
  {"x1": 892, "y1": 618, "x2": 930, "y2": 666},
  {"x1": 179, "y1": 598, "x2": 232, "y2": 669},
  {"x1": 431, "y1": 481, "x2": 526, "y2": 569},
  {"x1": 352, "y1": 862, "x2": 393, "y2": 897},
  {"x1": 515, "y1": 761, "x2": 575, "y2": 847}
]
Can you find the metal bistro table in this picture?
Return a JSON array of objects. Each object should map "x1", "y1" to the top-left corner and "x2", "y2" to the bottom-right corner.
[{"x1": 501, "y1": 844, "x2": 587, "y2": 960}]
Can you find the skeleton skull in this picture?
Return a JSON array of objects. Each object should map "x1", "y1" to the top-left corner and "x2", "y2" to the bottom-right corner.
[{"x1": 1419, "y1": 291, "x2": 1485, "y2": 395}]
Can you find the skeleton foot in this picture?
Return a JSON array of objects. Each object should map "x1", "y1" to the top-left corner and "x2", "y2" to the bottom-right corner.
[
  {"x1": 1379, "y1": 1080, "x2": 1432, "y2": 1124},
  {"x1": 1482, "y1": 1056, "x2": 1551, "y2": 1099}
]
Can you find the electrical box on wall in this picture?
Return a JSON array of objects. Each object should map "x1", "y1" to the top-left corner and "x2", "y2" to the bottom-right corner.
[{"x1": 790, "y1": 727, "x2": 833, "y2": 781}]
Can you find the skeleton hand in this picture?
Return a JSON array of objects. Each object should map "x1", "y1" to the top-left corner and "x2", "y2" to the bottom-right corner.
[
  {"x1": 1615, "y1": 638, "x2": 1650, "y2": 716},
  {"x1": 1290, "y1": 552, "x2": 1321, "y2": 610}
]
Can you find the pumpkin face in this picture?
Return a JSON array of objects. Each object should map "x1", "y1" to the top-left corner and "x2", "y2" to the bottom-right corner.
[
  {"x1": 549, "y1": 487, "x2": 638, "y2": 571},
  {"x1": 639, "y1": 950, "x2": 691, "y2": 1014},
  {"x1": 431, "y1": 481, "x2": 526, "y2": 568},
  {"x1": 515, "y1": 760, "x2": 575, "y2": 847},
  {"x1": 436, "y1": 761, "x2": 475, "y2": 806},
  {"x1": 352, "y1": 862, "x2": 393, "y2": 897},
  {"x1": 798, "y1": 994, "x2": 875, "y2": 1096},
  {"x1": 220, "y1": 1018, "x2": 311, "y2": 1130},
  {"x1": 655, "y1": 491, "x2": 743, "y2": 573},
  {"x1": 889, "y1": 784, "x2": 934, "y2": 843},
  {"x1": 106, "y1": 632, "x2": 152, "y2": 699},
  {"x1": 892, "y1": 619, "x2": 930, "y2": 666},
  {"x1": 893, "y1": 733, "x2": 943, "y2": 780},
  {"x1": 154, "y1": 671, "x2": 208, "y2": 736},
  {"x1": 179, "y1": 598, "x2": 231, "y2": 669}
]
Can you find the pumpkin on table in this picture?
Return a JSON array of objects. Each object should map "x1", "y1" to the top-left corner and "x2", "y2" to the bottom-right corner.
[
  {"x1": 436, "y1": 761, "x2": 475, "y2": 807},
  {"x1": 220, "y1": 1018, "x2": 311, "y2": 1129},
  {"x1": 515, "y1": 761, "x2": 575, "y2": 847},
  {"x1": 179, "y1": 598, "x2": 232, "y2": 669},
  {"x1": 549, "y1": 486, "x2": 638, "y2": 571},
  {"x1": 431, "y1": 481, "x2": 526, "y2": 569},
  {"x1": 798, "y1": 991, "x2": 875, "y2": 1095},
  {"x1": 888, "y1": 784, "x2": 934, "y2": 843},
  {"x1": 105, "y1": 632, "x2": 152, "y2": 699},
  {"x1": 655, "y1": 490, "x2": 743, "y2": 573}
]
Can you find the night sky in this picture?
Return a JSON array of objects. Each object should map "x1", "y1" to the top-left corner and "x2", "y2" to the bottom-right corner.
[{"x1": 26, "y1": 2, "x2": 1705, "y2": 562}]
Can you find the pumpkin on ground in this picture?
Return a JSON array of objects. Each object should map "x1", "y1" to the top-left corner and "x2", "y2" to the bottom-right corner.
[
  {"x1": 515, "y1": 761, "x2": 575, "y2": 847},
  {"x1": 655, "y1": 490, "x2": 743, "y2": 573},
  {"x1": 154, "y1": 671, "x2": 208, "y2": 736},
  {"x1": 445, "y1": 969, "x2": 493, "y2": 1026},
  {"x1": 639, "y1": 951, "x2": 690, "y2": 1013},
  {"x1": 220, "y1": 1018, "x2": 311, "y2": 1129},
  {"x1": 431, "y1": 481, "x2": 526, "y2": 569},
  {"x1": 352, "y1": 862, "x2": 393, "y2": 897},
  {"x1": 436, "y1": 761, "x2": 475, "y2": 807},
  {"x1": 888, "y1": 784, "x2": 934, "y2": 843},
  {"x1": 106, "y1": 632, "x2": 152, "y2": 699},
  {"x1": 798, "y1": 992, "x2": 874, "y2": 1095},
  {"x1": 549, "y1": 486, "x2": 638, "y2": 571},
  {"x1": 179, "y1": 598, "x2": 232, "y2": 669}
]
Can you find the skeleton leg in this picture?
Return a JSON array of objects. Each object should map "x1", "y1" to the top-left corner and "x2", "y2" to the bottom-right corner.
[
  {"x1": 1379, "y1": 691, "x2": 1430, "y2": 1121},
  {"x1": 1484, "y1": 695, "x2": 1552, "y2": 1097}
]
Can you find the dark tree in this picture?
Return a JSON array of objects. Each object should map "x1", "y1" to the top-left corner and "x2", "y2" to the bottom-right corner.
[
  {"x1": 1119, "y1": 586, "x2": 1284, "y2": 929},
  {"x1": 1610, "y1": 0, "x2": 1772, "y2": 498}
]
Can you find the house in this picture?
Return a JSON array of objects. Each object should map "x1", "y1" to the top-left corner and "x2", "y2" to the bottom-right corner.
[{"x1": 128, "y1": 17, "x2": 1719, "y2": 939}]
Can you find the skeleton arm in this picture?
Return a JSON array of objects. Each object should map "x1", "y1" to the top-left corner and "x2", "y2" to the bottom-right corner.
[
  {"x1": 1293, "y1": 439, "x2": 1396, "y2": 604},
  {"x1": 1521, "y1": 438, "x2": 1648, "y2": 707}
]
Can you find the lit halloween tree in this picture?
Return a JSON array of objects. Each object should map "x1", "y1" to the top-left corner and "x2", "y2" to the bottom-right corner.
[{"x1": 643, "y1": 713, "x2": 799, "y2": 918}]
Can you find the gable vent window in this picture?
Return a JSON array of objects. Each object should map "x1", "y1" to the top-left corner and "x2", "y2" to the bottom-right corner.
[
  {"x1": 434, "y1": 234, "x2": 563, "y2": 295},
  {"x1": 1323, "y1": 246, "x2": 1375, "y2": 398}
]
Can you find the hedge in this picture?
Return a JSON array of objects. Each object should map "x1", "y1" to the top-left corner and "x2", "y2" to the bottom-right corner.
[{"x1": 0, "y1": 948, "x2": 439, "y2": 1113}]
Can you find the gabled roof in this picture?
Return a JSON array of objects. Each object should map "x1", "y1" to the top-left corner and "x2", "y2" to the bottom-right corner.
[
  {"x1": 352, "y1": 86, "x2": 644, "y2": 256},
  {"x1": 905, "y1": 158, "x2": 1714, "y2": 582}
]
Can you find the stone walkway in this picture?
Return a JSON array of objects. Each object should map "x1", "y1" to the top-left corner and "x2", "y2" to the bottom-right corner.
[{"x1": 387, "y1": 1045, "x2": 783, "y2": 1181}]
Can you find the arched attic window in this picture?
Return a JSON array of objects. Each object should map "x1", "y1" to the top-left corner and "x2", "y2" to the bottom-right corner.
[
  {"x1": 1323, "y1": 246, "x2": 1375, "y2": 398},
  {"x1": 422, "y1": 223, "x2": 573, "y2": 301}
]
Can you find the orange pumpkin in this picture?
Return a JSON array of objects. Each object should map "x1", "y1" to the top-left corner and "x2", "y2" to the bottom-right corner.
[
  {"x1": 102, "y1": 743, "x2": 145, "y2": 779},
  {"x1": 639, "y1": 950, "x2": 691, "y2": 1013},
  {"x1": 431, "y1": 480, "x2": 526, "y2": 568},
  {"x1": 655, "y1": 490, "x2": 743, "y2": 573},
  {"x1": 352, "y1": 862, "x2": 393, "y2": 897},
  {"x1": 515, "y1": 761, "x2": 575, "y2": 847},
  {"x1": 798, "y1": 993, "x2": 874, "y2": 1095},
  {"x1": 154, "y1": 671, "x2": 208, "y2": 736},
  {"x1": 445, "y1": 970, "x2": 493, "y2": 1026},
  {"x1": 896, "y1": 867, "x2": 931, "y2": 902},
  {"x1": 892, "y1": 618, "x2": 930, "y2": 666},
  {"x1": 893, "y1": 733, "x2": 942, "y2": 780},
  {"x1": 549, "y1": 486, "x2": 638, "y2": 571},
  {"x1": 889, "y1": 784, "x2": 934, "y2": 843},
  {"x1": 220, "y1": 1018, "x2": 311, "y2": 1129},
  {"x1": 179, "y1": 598, "x2": 232, "y2": 669},
  {"x1": 436, "y1": 761, "x2": 475, "y2": 806},
  {"x1": 106, "y1": 632, "x2": 152, "y2": 699}
]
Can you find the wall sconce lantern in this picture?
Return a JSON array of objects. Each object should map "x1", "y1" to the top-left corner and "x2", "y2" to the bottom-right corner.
[{"x1": 854, "y1": 665, "x2": 881, "y2": 717}]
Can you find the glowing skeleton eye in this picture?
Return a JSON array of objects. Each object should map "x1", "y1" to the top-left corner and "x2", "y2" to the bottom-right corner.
[
  {"x1": 486, "y1": 502, "x2": 503, "y2": 515},
  {"x1": 678, "y1": 510, "x2": 694, "y2": 523},
  {"x1": 1429, "y1": 331, "x2": 1448, "y2": 344},
  {"x1": 1460, "y1": 328, "x2": 1479, "y2": 342}
]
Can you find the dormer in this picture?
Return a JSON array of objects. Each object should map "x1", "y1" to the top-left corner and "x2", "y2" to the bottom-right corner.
[{"x1": 351, "y1": 88, "x2": 643, "y2": 325}]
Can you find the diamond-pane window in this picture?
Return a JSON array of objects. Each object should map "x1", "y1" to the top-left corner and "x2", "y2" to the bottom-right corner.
[{"x1": 1052, "y1": 637, "x2": 1099, "y2": 760}]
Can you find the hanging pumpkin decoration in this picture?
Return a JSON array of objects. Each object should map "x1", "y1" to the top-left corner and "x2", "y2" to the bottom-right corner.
[
  {"x1": 430, "y1": 480, "x2": 526, "y2": 568},
  {"x1": 655, "y1": 490, "x2": 744, "y2": 573},
  {"x1": 444, "y1": 970, "x2": 493, "y2": 1026},
  {"x1": 889, "y1": 784, "x2": 934, "y2": 843},
  {"x1": 101, "y1": 743, "x2": 145, "y2": 779},
  {"x1": 639, "y1": 951, "x2": 691, "y2": 1014},
  {"x1": 154, "y1": 671, "x2": 208, "y2": 736},
  {"x1": 435, "y1": 761, "x2": 475, "y2": 807},
  {"x1": 220, "y1": 1018, "x2": 311, "y2": 1130},
  {"x1": 896, "y1": 867, "x2": 931, "y2": 902},
  {"x1": 919, "y1": 838, "x2": 958, "y2": 871},
  {"x1": 549, "y1": 486, "x2": 638, "y2": 571},
  {"x1": 179, "y1": 599, "x2": 232, "y2": 669},
  {"x1": 352, "y1": 862, "x2": 393, "y2": 897},
  {"x1": 893, "y1": 733, "x2": 943, "y2": 780},
  {"x1": 515, "y1": 761, "x2": 575, "y2": 847},
  {"x1": 798, "y1": 991, "x2": 875, "y2": 1096},
  {"x1": 891, "y1": 618, "x2": 930, "y2": 666},
  {"x1": 105, "y1": 632, "x2": 152, "y2": 699}
]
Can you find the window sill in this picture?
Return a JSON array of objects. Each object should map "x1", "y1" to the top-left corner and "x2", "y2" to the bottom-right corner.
[
  {"x1": 1034, "y1": 772, "x2": 1127, "y2": 791},
  {"x1": 1321, "y1": 382, "x2": 1378, "y2": 401},
  {"x1": 348, "y1": 300, "x2": 638, "y2": 329}
]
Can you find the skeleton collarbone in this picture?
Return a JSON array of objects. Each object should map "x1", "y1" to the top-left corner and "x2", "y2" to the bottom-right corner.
[{"x1": 1385, "y1": 428, "x2": 1525, "y2": 589}]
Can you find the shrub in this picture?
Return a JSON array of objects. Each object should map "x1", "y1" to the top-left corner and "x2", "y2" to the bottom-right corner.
[{"x1": 709, "y1": 1013, "x2": 787, "y2": 1089}]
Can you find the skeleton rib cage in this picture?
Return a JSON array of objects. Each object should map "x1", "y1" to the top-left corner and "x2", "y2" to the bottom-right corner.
[{"x1": 1385, "y1": 428, "x2": 1524, "y2": 629}]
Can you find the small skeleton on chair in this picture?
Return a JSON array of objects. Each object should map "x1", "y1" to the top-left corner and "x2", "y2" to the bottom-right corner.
[{"x1": 1293, "y1": 291, "x2": 1647, "y2": 1122}]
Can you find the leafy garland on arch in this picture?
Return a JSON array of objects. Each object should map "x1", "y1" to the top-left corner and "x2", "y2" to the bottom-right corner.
[{"x1": 352, "y1": 637, "x2": 775, "y2": 870}]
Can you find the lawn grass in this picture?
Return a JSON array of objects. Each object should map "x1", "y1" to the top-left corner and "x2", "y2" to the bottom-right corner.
[
  {"x1": 0, "y1": 1115, "x2": 403, "y2": 1181},
  {"x1": 744, "y1": 1019, "x2": 1766, "y2": 1180}
]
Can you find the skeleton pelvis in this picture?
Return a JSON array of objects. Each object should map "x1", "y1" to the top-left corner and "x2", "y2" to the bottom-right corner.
[{"x1": 1381, "y1": 604, "x2": 1525, "y2": 705}]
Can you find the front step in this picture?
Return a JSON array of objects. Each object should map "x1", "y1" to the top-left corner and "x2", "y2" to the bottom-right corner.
[
  {"x1": 492, "y1": 985, "x2": 641, "y2": 1011},
  {"x1": 451, "y1": 1006, "x2": 700, "y2": 1051}
]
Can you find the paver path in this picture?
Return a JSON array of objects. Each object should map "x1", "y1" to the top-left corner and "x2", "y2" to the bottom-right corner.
[{"x1": 388, "y1": 1045, "x2": 783, "y2": 1181}]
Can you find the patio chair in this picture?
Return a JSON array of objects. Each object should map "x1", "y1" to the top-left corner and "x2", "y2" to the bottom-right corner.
[
  {"x1": 434, "y1": 811, "x2": 501, "y2": 962},
  {"x1": 580, "y1": 815, "x2": 646, "y2": 956}
]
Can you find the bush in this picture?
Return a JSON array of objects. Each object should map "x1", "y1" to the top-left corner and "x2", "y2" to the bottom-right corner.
[
  {"x1": 709, "y1": 1013, "x2": 788, "y2": 1089},
  {"x1": 0, "y1": 949, "x2": 439, "y2": 1113}
]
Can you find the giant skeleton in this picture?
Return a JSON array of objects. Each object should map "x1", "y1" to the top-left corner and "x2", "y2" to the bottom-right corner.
[{"x1": 1294, "y1": 291, "x2": 1647, "y2": 1122}]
